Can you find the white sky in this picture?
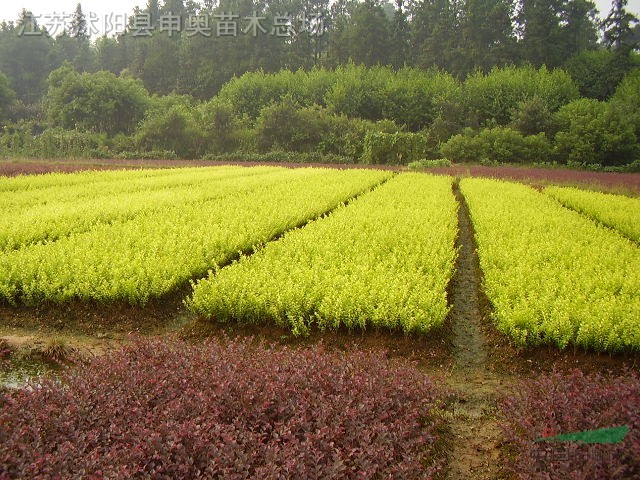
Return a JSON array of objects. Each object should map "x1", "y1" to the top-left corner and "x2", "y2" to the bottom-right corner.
[
  {"x1": 0, "y1": 1, "x2": 146, "y2": 36},
  {"x1": 0, "y1": 0, "x2": 638, "y2": 37}
]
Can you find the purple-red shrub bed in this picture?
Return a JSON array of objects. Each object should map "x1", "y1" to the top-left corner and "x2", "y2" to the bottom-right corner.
[
  {"x1": 499, "y1": 369, "x2": 640, "y2": 479},
  {"x1": 0, "y1": 338, "x2": 445, "y2": 479}
]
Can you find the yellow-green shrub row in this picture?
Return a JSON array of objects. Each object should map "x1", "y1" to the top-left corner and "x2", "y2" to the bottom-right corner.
[
  {"x1": 0, "y1": 166, "x2": 282, "y2": 250},
  {"x1": 461, "y1": 178, "x2": 640, "y2": 352},
  {"x1": 188, "y1": 173, "x2": 458, "y2": 336},
  {"x1": 545, "y1": 186, "x2": 640, "y2": 243},
  {"x1": 0, "y1": 168, "x2": 390, "y2": 306},
  {"x1": 1, "y1": 165, "x2": 256, "y2": 212},
  {"x1": 0, "y1": 165, "x2": 174, "y2": 193}
]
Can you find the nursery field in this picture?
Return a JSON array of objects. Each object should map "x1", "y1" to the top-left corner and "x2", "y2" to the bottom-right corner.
[
  {"x1": 1, "y1": 164, "x2": 639, "y2": 479},
  {"x1": 0, "y1": 165, "x2": 638, "y2": 351},
  {"x1": 462, "y1": 178, "x2": 640, "y2": 352}
]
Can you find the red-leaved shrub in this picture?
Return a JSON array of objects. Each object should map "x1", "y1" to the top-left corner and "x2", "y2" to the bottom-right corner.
[
  {"x1": 0, "y1": 338, "x2": 445, "y2": 479},
  {"x1": 500, "y1": 369, "x2": 640, "y2": 479}
]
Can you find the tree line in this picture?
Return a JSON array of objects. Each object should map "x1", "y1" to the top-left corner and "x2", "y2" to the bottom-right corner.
[
  {"x1": 0, "y1": 0, "x2": 638, "y2": 168},
  {"x1": 0, "y1": 0, "x2": 638, "y2": 104}
]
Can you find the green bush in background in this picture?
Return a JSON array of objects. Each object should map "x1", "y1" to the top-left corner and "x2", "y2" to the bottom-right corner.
[
  {"x1": 0, "y1": 64, "x2": 637, "y2": 168},
  {"x1": 362, "y1": 132, "x2": 428, "y2": 165},
  {"x1": 553, "y1": 99, "x2": 638, "y2": 167},
  {"x1": 441, "y1": 127, "x2": 552, "y2": 164}
]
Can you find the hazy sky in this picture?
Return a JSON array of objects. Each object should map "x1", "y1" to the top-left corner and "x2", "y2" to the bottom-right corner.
[
  {"x1": 0, "y1": 0, "x2": 638, "y2": 37},
  {"x1": 0, "y1": 1, "x2": 146, "y2": 36}
]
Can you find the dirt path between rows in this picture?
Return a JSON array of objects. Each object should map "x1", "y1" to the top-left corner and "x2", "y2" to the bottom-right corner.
[{"x1": 444, "y1": 181, "x2": 515, "y2": 480}]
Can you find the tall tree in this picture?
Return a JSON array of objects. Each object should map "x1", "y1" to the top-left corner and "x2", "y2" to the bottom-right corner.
[
  {"x1": 602, "y1": 0, "x2": 639, "y2": 52},
  {"x1": 0, "y1": 11, "x2": 54, "y2": 104},
  {"x1": 162, "y1": 0, "x2": 186, "y2": 16},
  {"x1": 562, "y1": 0, "x2": 598, "y2": 54},
  {"x1": 517, "y1": 0, "x2": 599, "y2": 67},
  {"x1": 0, "y1": 71, "x2": 16, "y2": 123},
  {"x1": 50, "y1": 32, "x2": 96, "y2": 72},
  {"x1": 95, "y1": 35, "x2": 129, "y2": 74},
  {"x1": 600, "y1": 0, "x2": 639, "y2": 93},
  {"x1": 517, "y1": 0, "x2": 565, "y2": 66},
  {"x1": 145, "y1": 0, "x2": 161, "y2": 24},
  {"x1": 390, "y1": 0, "x2": 410, "y2": 67},
  {"x1": 69, "y1": 3, "x2": 88, "y2": 39},
  {"x1": 408, "y1": 0, "x2": 462, "y2": 72},
  {"x1": 459, "y1": 0, "x2": 516, "y2": 73},
  {"x1": 329, "y1": 0, "x2": 393, "y2": 66},
  {"x1": 52, "y1": 3, "x2": 96, "y2": 72}
]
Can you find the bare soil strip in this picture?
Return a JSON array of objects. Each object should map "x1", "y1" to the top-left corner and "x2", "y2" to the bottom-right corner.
[{"x1": 444, "y1": 181, "x2": 514, "y2": 480}]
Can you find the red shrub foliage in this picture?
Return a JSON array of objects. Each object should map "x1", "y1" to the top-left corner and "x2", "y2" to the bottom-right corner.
[
  {"x1": 499, "y1": 369, "x2": 640, "y2": 479},
  {"x1": 0, "y1": 159, "x2": 398, "y2": 178},
  {"x1": 0, "y1": 338, "x2": 445, "y2": 479},
  {"x1": 427, "y1": 165, "x2": 640, "y2": 193}
]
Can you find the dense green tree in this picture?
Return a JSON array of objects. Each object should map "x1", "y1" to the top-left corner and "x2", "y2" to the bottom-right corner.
[
  {"x1": 0, "y1": 71, "x2": 16, "y2": 123},
  {"x1": 602, "y1": 0, "x2": 639, "y2": 52},
  {"x1": 382, "y1": 67, "x2": 460, "y2": 130},
  {"x1": 145, "y1": 0, "x2": 161, "y2": 25},
  {"x1": 0, "y1": 0, "x2": 635, "y2": 132},
  {"x1": 200, "y1": 98, "x2": 244, "y2": 153},
  {"x1": 324, "y1": 64, "x2": 390, "y2": 120},
  {"x1": 0, "y1": 11, "x2": 54, "y2": 104},
  {"x1": 408, "y1": 0, "x2": 462, "y2": 72},
  {"x1": 564, "y1": 48, "x2": 639, "y2": 99},
  {"x1": 509, "y1": 96, "x2": 553, "y2": 135},
  {"x1": 598, "y1": 0, "x2": 639, "y2": 99},
  {"x1": 440, "y1": 126, "x2": 552, "y2": 163},
  {"x1": 462, "y1": 65, "x2": 579, "y2": 127},
  {"x1": 329, "y1": 0, "x2": 393, "y2": 66},
  {"x1": 49, "y1": 31, "x2": 96, "y2": 73},
  {"x1": 517, "y1": 0, "x2": 597, "y2": 67},
  {"x1": 563, "y1": 0, "x2": 599, "y2": 54},
  {"x1": 458, "y1": 0, "x2": 516, "y2": 74},
  {"x1": 390, "y1": 0, "x2": 410, "y2": 67},
  {"x1": 517, "y1": 0, "x2": 563, "y2": 66},
  {"x1": 162, "y1": 0, "x2": 187, "y2": 16},
  {"x1": 129, "y1": 34, "x2": 181, "y2": 95},
  {"x1": 95, "y1": 35, "x2": 129, "y2": 74},
  {"x1": 553, "y1": 98, "x2": 638, "y2": 166},
  {"x1": 137, "y1": 95, "x2": 204, "y2": 157},
  {"x1": 44, "y1": 64, "x2": 150, "y2": 135},
  {"x1": 610, "y1": 68, "x2": 640, "y2": 138}
]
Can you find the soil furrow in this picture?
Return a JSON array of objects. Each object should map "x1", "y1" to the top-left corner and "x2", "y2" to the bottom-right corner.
[{"x1": 444, "y1": 180, "x2": 510, "y2": 480}]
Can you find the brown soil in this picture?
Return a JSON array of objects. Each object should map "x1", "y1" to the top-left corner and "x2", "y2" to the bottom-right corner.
[
  {"x1": 180, "y1": 316, "x2": 453, "y2": 371},
  {"x1": 441, "y1": 181, "x2": 516, "y2": 480},
  {"x1": 0, "y1": 287, "x2": 191, "y2": 336}
]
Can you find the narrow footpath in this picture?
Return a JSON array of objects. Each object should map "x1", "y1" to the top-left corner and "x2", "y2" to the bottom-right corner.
[{"x1": 444, "y1": 180, "x2": 513, "y2": 479}]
